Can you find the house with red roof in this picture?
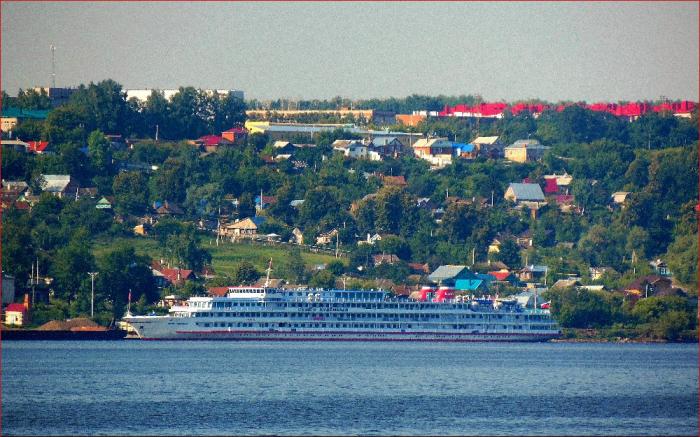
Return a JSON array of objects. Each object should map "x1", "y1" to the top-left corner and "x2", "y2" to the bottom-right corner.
[
  {"x1": 193, "y1": 135, "x2": 233, "y2": 153},
  {"x1": 159, "y1": 268, "x2": 195, "y2": 287},
  {"x1": 27, "y1": 141, "x2": 51, "y2": 154},
  {"x1": 221, "y1": 126, "x2": 248, "y2": 144},
  {"x1": 5, "y1": 302, "x2": 28, "y2": 326},
  {"x1": 373, "y1": 254, "x2": 401, "y2": 266}
]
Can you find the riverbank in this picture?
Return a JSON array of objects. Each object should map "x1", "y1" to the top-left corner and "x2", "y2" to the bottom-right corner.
[{"x1": 553, "y1": 327, "x2": 698, "y2": 343}]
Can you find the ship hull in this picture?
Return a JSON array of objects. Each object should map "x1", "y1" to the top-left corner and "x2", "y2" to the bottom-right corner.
[
  {"x1": 144, "y1": 331, "x2": 558, "y2": 342},
  {"x1": 125, "y1": 317, "x2": 558, "y2": 342}
]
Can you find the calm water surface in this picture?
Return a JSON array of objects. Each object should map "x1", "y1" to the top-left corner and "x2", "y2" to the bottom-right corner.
[{"x1": 2, "y1": 341, "x2": 697, "y2": 436}]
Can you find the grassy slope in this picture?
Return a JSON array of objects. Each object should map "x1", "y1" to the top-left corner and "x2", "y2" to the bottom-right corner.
[{"x1": 92, "y1": 236, "x2": 343, "y2": 277}]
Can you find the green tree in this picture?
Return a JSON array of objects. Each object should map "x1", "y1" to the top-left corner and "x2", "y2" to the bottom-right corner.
[
  {"x1": 51, "y1": 230, "x2": 95, "y2": 302},
  {"x1": 374, "y1": 186, "x2": 417, "y2": 235},
  {"x1": 653, "y1": 310, "x2": 692, "y2": 340},
  {"x1": 233, "y1": 261, "x2": 260, "y2": 285},
  {"x1": 1, "y1": 206, "x2": 34, "y2": 285},
  {"x1": 211, "y1": 93, "x2": 247, "y2": 133},
  {"x1": 68, "y1": 79, "x2": 133, "y2": 135},
  {"x1": 664, "y1": 233, "x2": 698, "y2": 292},
  {"x1": 281, "y1": 247, "x2": 307, "y2": 284},
  {"x1": 167, "y1": 86, "x2": 208, "y2": 139},
  {"x1": 309, "y1": 269, "x2": 336, "y2": 289},
  {"x1": 16, "y1": 88, "x2": 52, "y2": 110},
  {"x1": 96, "y1": 244, "x2": 157, "y2": 318},
  {"x1": 1, "y1": 144, "x2": 32, "y2": 180},
  {"x1": 494, "y1": 238, "x2": 521, "y2": 269},
  {"x1": 164, "y1": 231, "x2": 212, "y2": 272},
  {"x1": 549, "y1": 287, "x2": 615, "y2": 328},
  {"x1": 87, "y1": 130, "x2": 113, "y2": 176},
  {"x1": 42, "y1": 104, "x2": 89, "y2": 144},
  {"x1": 113, "y1": 171, "x2": 149, "y2": 215},
  {"x1": 149, "y1": 159, "x2": 186, "y2": 203}
]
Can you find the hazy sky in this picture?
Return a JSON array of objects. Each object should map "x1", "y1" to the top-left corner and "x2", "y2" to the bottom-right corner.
[{"x1": 2, "y1": 1, "x2": 698, "y2": 102}]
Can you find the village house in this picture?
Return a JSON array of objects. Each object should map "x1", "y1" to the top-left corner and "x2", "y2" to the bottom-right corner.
[
  {"x1": 395, "y1": 113, "x2": 426, "y2": 127},
  {"x1": 153, "y1": 200, "x2": 184, "y2": 217},
  {"x1": 373, "y1": 254, "x2": 401, "y2": 266},
  {"x1": 518, "y1": 265, "x2": 548, "y2": 283},
  {"x1": 504, "y1": 183, "x2": 546, "y2": 207},
  {"x1": 649, "y1": 259, "x2": 671, "y2": 276},
  {"x1": 455, "y1": 143, "x2": 478, "y2": 159},
  {"x1": 488, "y1": 269, "x2": 518, "y2": 284},
  {"x1": 4, "y1": 295, "x2": 30, "y2": 326},
  {"x1": 40, "y1": 174, "x2": 80, "y2": 199},
  {"x1": 611, "y1": 191, "x2": 631, "y2": 206},
  {"x1": 290, "y1": 227, "x2": 304, "y2": 245},
  {"x1": 411, "y1": 137, "x2": 456, "y2": 168},
  {"x1": 427, "y1": 265, "x2": 491, "y2": 293},
  {"x1": 504, "y1": 139, "x2": 550, "y2": 163},
  {"x1": 4, "y1": 303, "x2": 28, "y2": 326},
  {"x1": 357, "y1": 233, "x2": 382, "y2": 246},
  {"x1": 95, "y1": 196, "x2": 113, "y2": 210},
  {"x1": 192, "y1": 135, "x2": 233, "y2": 153},
  {"x1": 550, "y1": 278, "x2": 582, "y2": 289},
  {"x1": 589, "y1": 266, "x2": 614, "y2": 281},
  {"x1": 157, "y1": 294, "x2": 187, "y2": 308},
  {"x1": 1, "y1": 107, "x2": 50, "y2": 132},
  {"x1": 152, "y1": 264, "x2": 196, "y2": 288},
  {"x1": 516, "y1": 229, "x2": 534, "y2": 249},
  {"x1": 408, "y1": 263, "x2": 431, "y2": 274},
  {"x1": 332, "y1": 140, "x2": 376, "y2": 160},
  {"x1": 221, "y1": 126, "x2": 248, "y2": 144},
  {"x1": 543, "y1": 173, "x2": 573, "y2": 194},
  {"x1": 316, "y1": 229, "x2": 339, "y2": 245},
  {"x1": 488, "y1": 237, "x2": 503, "y2": 254},
  {"x1": 220, "y1": 217, "x2": 265, "y2": 240},
  {"x1": 366, "y1": 136, "x2": 405, "y2": 158},
  {"x1": 470, "y1": 136, "x2": 505, "y2": 159},
  {"x1": 623, "y1": 275, "x2": 685, "y2": 301},
  {"x1": 255, "y1": 195, "x2": 277, "y2": 211},
  {"x1": 1, "y1": 180, "x2": 29, "y2": 210}
]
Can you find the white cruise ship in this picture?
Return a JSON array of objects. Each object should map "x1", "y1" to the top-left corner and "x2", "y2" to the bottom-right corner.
[{"x1": 123, "y1": 285, "x2": 561, "y2": 341}]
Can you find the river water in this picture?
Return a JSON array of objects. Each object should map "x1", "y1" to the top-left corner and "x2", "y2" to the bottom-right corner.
[{"x1": 1, "y1": 341, "x2": 697, "y2": 436}]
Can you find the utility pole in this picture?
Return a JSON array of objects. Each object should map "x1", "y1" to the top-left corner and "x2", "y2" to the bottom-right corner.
[
  {"x1": 50, "y1": 44, "x2": 56, "y2": 88},
  {"x1": 88, "y1": 272, "x2": 98, "y2": 318}
]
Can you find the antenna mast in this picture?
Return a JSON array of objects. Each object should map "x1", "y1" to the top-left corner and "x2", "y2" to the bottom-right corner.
[
  {"x1": 264, "y1": 258, "x2": 272, "y2": 287},
  {"x1": 50, "y1": 44, "x2": 56, "y2": 88}
]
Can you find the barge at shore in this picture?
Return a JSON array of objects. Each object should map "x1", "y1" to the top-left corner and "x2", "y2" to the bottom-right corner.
[{"x1": 1, "y1": 327, "x2": 127, "y2": 340}]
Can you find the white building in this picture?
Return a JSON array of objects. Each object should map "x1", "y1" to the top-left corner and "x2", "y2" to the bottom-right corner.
[{"x1": 125, "y1": 89, "x2": 244, "y2": 103}]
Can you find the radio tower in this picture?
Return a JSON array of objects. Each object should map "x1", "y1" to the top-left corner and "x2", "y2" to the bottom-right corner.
[{"x1": 50, "y1": 44, "x2": 56, "y2": 88}]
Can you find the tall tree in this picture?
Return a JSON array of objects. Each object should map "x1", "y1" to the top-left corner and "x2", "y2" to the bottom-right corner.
[
  {"x1": 51, "y1": 229, "x2": 95, "y2": 302},
  {"x1": 87, "y1": 130, "x2": 114, "y2": 176},
  {"x1": 96, "y1": 244, "x2": 157, "y2": 318},
  {"x1": 113, "y1": 171, "x2": 149, "y2": 215}
]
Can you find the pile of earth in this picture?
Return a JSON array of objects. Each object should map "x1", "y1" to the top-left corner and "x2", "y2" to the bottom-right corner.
[{"x1": 37, "y1": 318, "x2": 99, "y2": 331}]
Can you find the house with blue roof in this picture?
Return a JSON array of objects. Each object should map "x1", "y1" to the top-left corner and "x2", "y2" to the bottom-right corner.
[
  {"x1": 1, "y1": 107, "x2": 50, "y2": 133},
  {"x1": 456, "y1": 143, "x2": 478, "y2": 159}
]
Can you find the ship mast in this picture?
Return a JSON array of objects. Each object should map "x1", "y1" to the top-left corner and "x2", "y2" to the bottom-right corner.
[{"x1": 264, "y1": 258, "x2": 272, "y2": 287}]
